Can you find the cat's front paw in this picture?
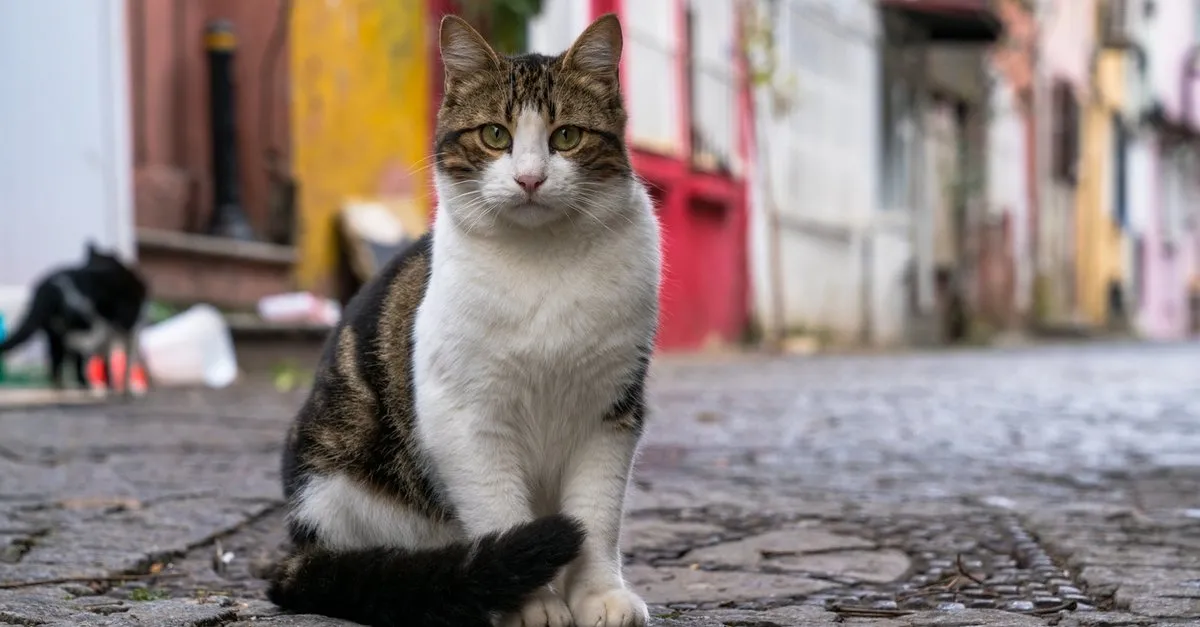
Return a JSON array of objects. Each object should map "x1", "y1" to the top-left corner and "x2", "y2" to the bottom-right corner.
[
  {"x1": 501, "y1": 587, "x2": 573, "y2": 627},
  {"x1": 569, "y1": 587, "x2": 648, "y2": 627}
]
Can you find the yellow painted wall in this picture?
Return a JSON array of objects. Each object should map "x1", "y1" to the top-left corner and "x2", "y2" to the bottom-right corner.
[
  {"x1": 1074, "y1": 49, "x2": 1126, "y2": 326},
  {"x1": 290, "y1": 0, "x2": 432, "y2": 292}
]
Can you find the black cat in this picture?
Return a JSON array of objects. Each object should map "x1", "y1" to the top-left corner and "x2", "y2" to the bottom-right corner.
[{"x1": 0, "y1": 242, "x2": 148, "y2": 395}]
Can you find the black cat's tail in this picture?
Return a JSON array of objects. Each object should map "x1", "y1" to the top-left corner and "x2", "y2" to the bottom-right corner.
[
  {"x1": 266, "y1": 514, "x2": 586, "y2": 627},
  {"x1": 0, "y1": 282, "x2": 56, "y2": 354}
]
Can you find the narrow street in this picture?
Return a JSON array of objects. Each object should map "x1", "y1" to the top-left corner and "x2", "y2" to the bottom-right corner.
[{"x1": 2, "y1": 341, "x2": 1199, "y2": 625}]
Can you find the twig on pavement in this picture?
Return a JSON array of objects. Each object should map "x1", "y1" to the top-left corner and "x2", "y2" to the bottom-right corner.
[
  {"x1": 828, "y1": 603, "x2": 913, "y2": 618},
  {"x1": 955, "y1": 553, "x2": 986, "y2": 585},
  {"x1": 1027, "y1": 600, "x2": 1078, "y2": 616}
]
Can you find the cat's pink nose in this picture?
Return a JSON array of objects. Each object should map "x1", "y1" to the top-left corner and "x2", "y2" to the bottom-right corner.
[{"x1": 515, "y1": 174, "x2": 545, "y2": 194}]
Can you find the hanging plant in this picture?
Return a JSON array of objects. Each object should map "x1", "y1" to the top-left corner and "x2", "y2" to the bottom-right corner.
[{"x1": 456, "y1": 0, "x2": 544, "y2": 55}]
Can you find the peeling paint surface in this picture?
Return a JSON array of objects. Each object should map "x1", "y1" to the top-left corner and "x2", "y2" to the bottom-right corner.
[
  {"x1": 290, "y1": 0, "x2": 430, "y2": 291},
  {"x1": 1075, "y1": 50, "x2": 1125, "y2": 326}
]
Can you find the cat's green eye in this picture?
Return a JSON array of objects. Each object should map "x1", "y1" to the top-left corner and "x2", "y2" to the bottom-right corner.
[
  {"x1": 480, "y1": 124, "x2": 512, "y2": 150},
  {"x1": 550, "y1": 126, "x2": 583, "y2": 151}
]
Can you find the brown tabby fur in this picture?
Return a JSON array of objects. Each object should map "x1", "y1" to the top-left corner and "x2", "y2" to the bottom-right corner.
[{"x1": 282, "y1": 236, "x2": 451, "y2": 531}]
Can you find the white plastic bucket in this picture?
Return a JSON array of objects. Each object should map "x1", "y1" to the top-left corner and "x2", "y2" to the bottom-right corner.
[{"x1": 139, "y1": 304, "x2": 238, "y2": 388}]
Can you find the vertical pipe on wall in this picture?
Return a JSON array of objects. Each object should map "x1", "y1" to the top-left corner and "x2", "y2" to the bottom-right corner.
[
  {"x1": 204, "y1": 20, "x2": 256, "y2": 241},
  {"x1": 130, "y1": 0, "x2": 147, "y2": 165},
  {"x1": 1031, "y1": 0, "x2": 1051, "y2": 311},
  {"x1": 675, "y1": 0, "x2": 693, "y2": 163}
]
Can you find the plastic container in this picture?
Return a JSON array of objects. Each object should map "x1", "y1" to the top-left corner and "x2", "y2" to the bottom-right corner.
[
  {"x1": 257, "y1": 291, "x2": 340, "y2": 326},
  {"x1": 138, "y1": 304, "x2": 238, "y2": 388}
]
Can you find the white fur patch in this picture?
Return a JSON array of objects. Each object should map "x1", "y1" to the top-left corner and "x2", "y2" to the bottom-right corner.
[
  {"x1": 292, "y1": 473, "x2": 462, "y2": 551},
  {"x1": 64, "y1": 323, "x2": 113, "y2": 354}
]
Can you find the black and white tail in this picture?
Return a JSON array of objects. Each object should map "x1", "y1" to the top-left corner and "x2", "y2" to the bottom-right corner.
[
  {"x1": 0, "y1": 282, "x2": 57, "y2": 354},
  {"x1": 266, "y1": 514, "x2": 586, "y2": 627}
]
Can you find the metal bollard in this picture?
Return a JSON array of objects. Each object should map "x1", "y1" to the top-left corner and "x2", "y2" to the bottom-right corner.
[{"x1": 204, "y1": 19, "x2": 256, "y2": 241}]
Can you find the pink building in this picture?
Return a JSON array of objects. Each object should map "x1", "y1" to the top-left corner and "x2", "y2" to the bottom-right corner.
[{"x1": 1129, "y1": 1, "x2": 1200, "y2": 339}]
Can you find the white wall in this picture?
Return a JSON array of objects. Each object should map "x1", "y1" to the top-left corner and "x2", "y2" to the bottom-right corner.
[
  {"x1": 0, "y1": 0, "x2": 133, "y2": 359},
  {"x1": 1040, "y1": 0, "x2": 1095, "y2": 90},
  {"x1": 528, "y1": 0, "x2": 591, "y2": 56},
  {"x1": 747, "y1": 0, "x2": 884, "y2": 342},
  {"x1": 624, "y1": 0, "x2": 683, "y2": 154},
  {"x1": 687, "y1": 0, "x2": 740, "y2": 174},
  {"x1": 1144, "y1": 0, "x2": 1200, "y2": 123}
]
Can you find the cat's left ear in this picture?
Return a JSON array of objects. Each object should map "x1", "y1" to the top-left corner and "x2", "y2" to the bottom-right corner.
[
  {"x1": 439, "y1": 15, "x2": 500, "y2": 80},
  {"x1": 563, "y1": 13, "x2": 622, "y2": 75}
]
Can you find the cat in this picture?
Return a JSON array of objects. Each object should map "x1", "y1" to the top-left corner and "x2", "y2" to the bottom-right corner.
[
  {"x1": 265, "y1": 13, "x2": 660, "y2": 627},
  {"x1": 0, "y1": 242, "x2": 148, "y2": 396}
]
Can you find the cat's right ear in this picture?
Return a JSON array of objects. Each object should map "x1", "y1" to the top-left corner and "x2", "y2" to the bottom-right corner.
[{"x1": 439, "y1": 15, "x2": 499, "y2": 81}]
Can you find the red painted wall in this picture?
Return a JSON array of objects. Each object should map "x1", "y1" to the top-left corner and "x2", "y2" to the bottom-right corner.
[{"x1": 610, "y1": 0, "x2": 751, "y2": 351}]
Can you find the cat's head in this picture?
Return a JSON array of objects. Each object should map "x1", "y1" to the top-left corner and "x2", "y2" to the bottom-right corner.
[
  {"x1": 84, "y1": 241, "x2": 147, "y2": 293},
  {"x1": 434, "y1": 14, "x2": 632, "y2": 233},
  {"x1": 85, "y1": 241, "x2": 121, "y2": 267}
]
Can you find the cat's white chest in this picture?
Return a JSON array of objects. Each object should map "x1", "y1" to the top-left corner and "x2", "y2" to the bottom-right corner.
[
  {"x1": 415, "y1": 222, "x2": 658, "y2": 427},
  {"x1": 65, "y1": 323, "x2": 112, "y2": 354}
]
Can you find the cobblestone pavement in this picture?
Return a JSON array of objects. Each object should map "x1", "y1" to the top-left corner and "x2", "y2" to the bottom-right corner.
[{"x1": 3, "y1": 340, "x2": 1200, "y2": 626}]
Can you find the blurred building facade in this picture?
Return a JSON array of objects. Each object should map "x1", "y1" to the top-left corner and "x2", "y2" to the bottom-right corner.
[
  {"x1": 1126, "y1": 0, "x2": 1200, "y2": 339},
  {"x1": 746, "y1": 0, "x2": 1005, "y2": 345},
  {"x1": 745, "y1": 0, "x2": 1200, "y2": 345},
  {"x1": 532, "y1": 0, "x2": 754, "y2": 350},
  {"x1": 2, "y1": 0, "x2": 1198, "y2": 352}
]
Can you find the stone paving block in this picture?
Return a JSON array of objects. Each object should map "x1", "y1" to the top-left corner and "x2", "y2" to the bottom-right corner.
[
  {"x1": 684, "y1": 605, "x2": 841, "y2": 626},
  {"x1": 0, "y1": 590, "x2": 83, "y2": 623},
  {"x1": 881, "y1": 609, "x2": 1052, "y2": 626},
  {"x1": 5, "y1": 345, "x2": 1200, "y2": 625},
  {"x1": 627, "y1": 564, "x2": 836, "y2": 604},
  {"x1": 622, "y1": 518, "x2": 725, "y2": 554},
  {"x1": 1057, "y1": 612, "x2": 1159, "y2": 626},
  {"x1": 683, "y1": 522, "x2": 876, "y2": 565},
  {"x1": 1126, "y1": 595, "x2": 1200, "y2": 619},
  {"x1": 0, "y1": 597, "x2": 243, "y2": 626},
  {"x1": 224, "y1": 617, "x2": 361, "y2": 627},
  {"x1": 678, "y1": 525, "x2": 910, "y2": 586},
  {"x1": 768, "y1": 548, "x2": 911, "y2": 584},
  {"x1": 1082, "y1": 566, "x2": 1200, "y2": 593},
  {"x1": 1073, "y1": 544, "x2": 1199, "y2": 569}
]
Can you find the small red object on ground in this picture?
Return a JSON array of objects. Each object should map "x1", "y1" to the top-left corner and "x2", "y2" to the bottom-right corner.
[{"x1": 86, "y1": 350, "x2": 149, "y2": 396}]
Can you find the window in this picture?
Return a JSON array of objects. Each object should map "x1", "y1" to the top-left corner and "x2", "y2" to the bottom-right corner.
[
  {"x1": 1194, "y1": 0, "x2": 1200, "y2": 42},
  {"x1": 1051, "y1": 81, "x2": 1080, "y2": 184},
  {"x1": 1113, "y1": 114, "x2": 1128, "y2": 227}
]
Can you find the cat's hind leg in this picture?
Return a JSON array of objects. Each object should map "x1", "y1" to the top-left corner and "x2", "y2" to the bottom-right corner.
[
  {"x1": 72, "y1": 352, "x2": 89, "y2": 389},
  {"x1": 47, "y1": 334, "x2": 66, "y2": 389}
]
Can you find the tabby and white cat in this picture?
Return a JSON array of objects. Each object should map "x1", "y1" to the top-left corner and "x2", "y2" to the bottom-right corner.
[{"x1": 267, "y1": 13, "x2": 660, "y2": 627}]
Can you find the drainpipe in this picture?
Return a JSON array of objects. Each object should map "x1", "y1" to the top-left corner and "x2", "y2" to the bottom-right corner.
[
  {"x1": 1030, "y1": 0, "x2": 1051, "y2": 321},
  {"x1": 204, "y1": 20, "x2": 256, "y2": 241}
]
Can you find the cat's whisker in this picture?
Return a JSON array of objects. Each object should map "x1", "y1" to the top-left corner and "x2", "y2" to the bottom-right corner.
[{"x1": 567, "y1": 201, "x2": 619, "y2": 236}]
